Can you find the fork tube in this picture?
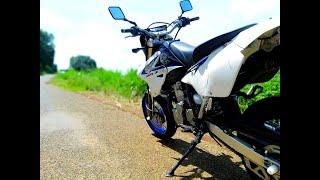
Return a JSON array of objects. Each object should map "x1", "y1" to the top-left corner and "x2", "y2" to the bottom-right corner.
[{"x1": 147, "y1": 47, "x2": 153, "y2": 59}]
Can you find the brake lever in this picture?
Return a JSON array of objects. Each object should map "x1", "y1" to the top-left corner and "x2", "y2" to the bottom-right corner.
[{"x1": 125, "y1": 35, "x2": 134, "y2": 38}]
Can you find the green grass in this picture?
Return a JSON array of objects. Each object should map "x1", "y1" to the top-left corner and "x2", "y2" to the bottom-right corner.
[
  {"x1": 238, "y1": 71, "x2": 280, "y2": 112},
  {"x1": 52, "y1": 68, "x2": 279, "y2": 112},
  {"x1": 51, "y1": 68, "x2": 147, "y2": 99}
]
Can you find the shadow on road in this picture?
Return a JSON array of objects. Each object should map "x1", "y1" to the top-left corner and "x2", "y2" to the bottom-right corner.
[{"x1": 157, "y1": 138, "x2": 250, "y2": 180}]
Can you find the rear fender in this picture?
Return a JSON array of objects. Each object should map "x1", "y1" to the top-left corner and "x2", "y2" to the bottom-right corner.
[
  {"x1": 232, "y1": 17, "x2": 280, "y2": 60},
  {"x1": 181, "y1": 17, "x2": 280, "y2": 98}
]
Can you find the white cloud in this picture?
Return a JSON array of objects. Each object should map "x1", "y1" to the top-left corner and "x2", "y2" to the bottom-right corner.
[
  {"x1": 53, "y1": 21, "x2": 145, "y2": 71},
  {"x1": 231, "y1": 0, "x2": 279, "y2": 21},
  {"x1": 40, "y1": 0, "x2": 279, "y2": 72},
  {"x1": 40, "y1": 8, "x2": 73, "y2": 31}
]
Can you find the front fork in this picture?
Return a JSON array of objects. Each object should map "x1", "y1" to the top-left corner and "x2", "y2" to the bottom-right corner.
[{"x1": 144, "y1": 88, "x2": 154, "y2": 119}]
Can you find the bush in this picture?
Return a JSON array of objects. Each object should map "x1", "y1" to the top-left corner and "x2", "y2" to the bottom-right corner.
[{"x1": 70, "y1": 55, "x2": 97, "y2": 71}]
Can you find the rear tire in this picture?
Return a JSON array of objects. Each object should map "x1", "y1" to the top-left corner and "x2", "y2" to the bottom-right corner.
[
  {"x1": 241, "y1": 97, "x2": 280, "y2": 179},
  {"x1": 241, "y1": 96, "x2": 280, "y2": 145},
  {"x1": 142, "y1": 93, "x2": 177, "y2": 140}
]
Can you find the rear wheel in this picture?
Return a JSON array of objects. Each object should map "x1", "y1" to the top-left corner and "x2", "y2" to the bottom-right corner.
[
  {"x1": 142, "y1": 93, "x2": 177, "y2": 140},
  {"x1": 242, "y1": 96, "x2": 280, "y2": 145},
  {"x1": 241, "y1": 97, "x2": 280, "y2": 179}
]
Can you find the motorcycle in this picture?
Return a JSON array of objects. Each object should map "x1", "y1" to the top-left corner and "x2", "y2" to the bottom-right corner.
[{"x1": 108, "y1": 0, "x2": 280, "y2": 179}]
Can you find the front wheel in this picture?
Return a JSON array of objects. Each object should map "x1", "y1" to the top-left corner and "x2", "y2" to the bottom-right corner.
[{"x1": 142, "y1": 93, "x2": 177, "y2": 140}]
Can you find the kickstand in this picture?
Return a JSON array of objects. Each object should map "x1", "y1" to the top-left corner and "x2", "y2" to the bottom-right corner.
[{"x1": 165, "y1": 130, "x2": 204, "y2": 177}]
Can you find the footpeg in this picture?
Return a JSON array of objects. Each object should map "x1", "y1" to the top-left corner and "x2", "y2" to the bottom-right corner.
[
  {"x1": 239, "y1": 85, "x2": 263, "y2": 99},
  {"x1": 246, "y1": 85, "x2": 263, "y2": 98}
]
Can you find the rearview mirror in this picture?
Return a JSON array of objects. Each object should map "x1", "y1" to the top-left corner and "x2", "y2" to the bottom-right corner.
[
  {"x1": 180, "y1": 0, "x2": 193, "y2": 13},
  {"x1": 108, "y1": 6, "x2": 125, "y2": 20}
]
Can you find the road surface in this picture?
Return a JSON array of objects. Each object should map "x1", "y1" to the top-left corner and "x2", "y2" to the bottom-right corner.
[{"x1": 40, "y1": 75, "x2": 250, "y2": 179}]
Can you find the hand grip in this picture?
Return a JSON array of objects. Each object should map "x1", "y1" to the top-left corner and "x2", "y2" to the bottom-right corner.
[
  {"x1": 121, "y1": 29, "x2": 132, "y2": 33},
  {"x1": 189, "y1": 17, "x2": 200, "y2": 22}
]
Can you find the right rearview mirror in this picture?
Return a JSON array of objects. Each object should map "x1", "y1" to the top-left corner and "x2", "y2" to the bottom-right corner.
[
  {"x1": 180, "y1": 0, "x2": 193, "y2": 13},
  {"x1": 108, "y1": 6, "x2": 125, "y2": 20}
]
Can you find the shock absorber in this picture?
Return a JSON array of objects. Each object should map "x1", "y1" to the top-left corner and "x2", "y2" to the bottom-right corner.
[{"x1": 172, "y1": 82, "x2": 187, "y2": 125}]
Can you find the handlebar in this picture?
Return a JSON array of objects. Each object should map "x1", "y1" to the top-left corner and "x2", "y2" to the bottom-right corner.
[
  {"x1": 121, "y1": 26, "x2": 156, "y2": 38},
  {"x1": 120, "y1": 16, "x2": 199, "y2": 38},
  {"x1": 189, "y1": 16, "x2": 200, "y2": 22},
  {"x1": 121, "y1": 28, "x2": 132, "y2": 33},
  {"x1": 164, "y1": 16, "x2": 199, "y2": 35}
]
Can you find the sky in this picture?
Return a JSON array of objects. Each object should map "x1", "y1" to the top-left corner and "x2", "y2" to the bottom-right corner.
[{"x1": 40, "y1": 0, "x2": 280, "y2": 72}]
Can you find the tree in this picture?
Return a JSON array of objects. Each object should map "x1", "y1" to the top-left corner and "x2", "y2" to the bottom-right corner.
[
  {"x1": 69, "y1": 55, "x2": 97, "y2": 71},
  {"x1": 40, "y1": 29, "x2": 57, "y2": 74}
]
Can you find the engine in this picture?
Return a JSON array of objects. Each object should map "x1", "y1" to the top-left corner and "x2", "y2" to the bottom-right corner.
[
  {"x1": 171, "y1": 82, "x2": 223, "y2": 127},
  {"x1": 171, "y1": 81, "x2": 237, "y2": 129}
]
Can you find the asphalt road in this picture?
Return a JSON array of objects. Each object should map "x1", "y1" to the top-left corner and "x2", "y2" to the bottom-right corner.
[{"x1": 40, "y1": 75, "x2": 251, "y2": 180}]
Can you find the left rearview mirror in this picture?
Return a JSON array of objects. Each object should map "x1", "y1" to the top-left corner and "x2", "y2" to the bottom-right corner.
[{"x1": 108, "y1": 6, "x2": 125, "y2": 20}]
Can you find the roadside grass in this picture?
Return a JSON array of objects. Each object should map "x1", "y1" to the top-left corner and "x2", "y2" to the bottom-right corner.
[
  {"x1": 238, "y1": 71, "x2": 280, "y2": 112},
  {"x1": 51, "y1": 68, "x2": 147, "y2": 99},
  {"x1": 52, "y1": 68, "x2": 279, "y2": 112}
]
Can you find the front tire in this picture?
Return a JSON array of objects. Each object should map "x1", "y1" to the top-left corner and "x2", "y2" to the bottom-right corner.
[{"x1": 142, "y1": 93, "x2": 177, "y2": 140}]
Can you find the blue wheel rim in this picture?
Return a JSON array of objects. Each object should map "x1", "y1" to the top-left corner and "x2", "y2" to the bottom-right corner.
[{"x1": 142, "y1": 98, "x2": 167, "y2": 135}]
